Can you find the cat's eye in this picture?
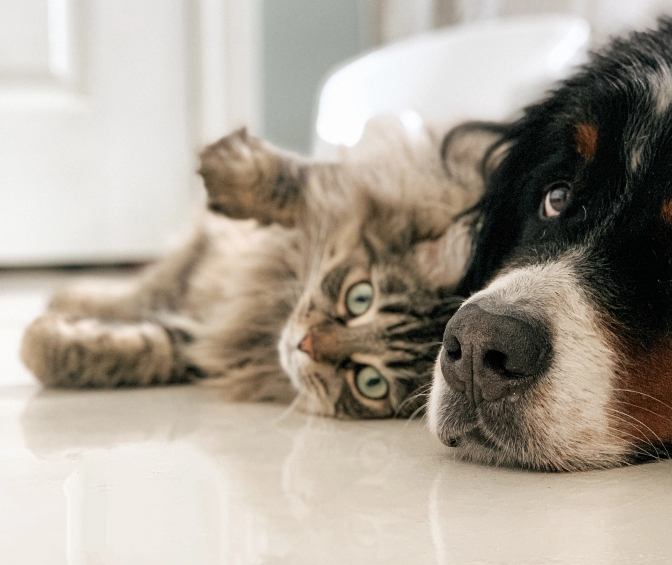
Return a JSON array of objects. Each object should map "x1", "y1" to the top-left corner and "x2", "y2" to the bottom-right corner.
[
  {"x1": 355, "y1": 366, "x2": 389, "y2": 399},
  {"x1": 345, "y1": 281, "x2": 373, "y2": 316},
  {"x1": 541, "y1": 182, "x2": 572, "y2": 218}
]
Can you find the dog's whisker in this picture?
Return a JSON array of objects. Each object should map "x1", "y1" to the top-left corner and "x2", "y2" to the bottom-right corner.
[
  {"x1": 605, "y1": 407, "x2": 670, "y2": 460},
  {"x1": 612, "y1": 388, "x2": 672, "y2": 413},
  {"x1": 611, "y1": 398, "x2": 672, "y2": 424}
]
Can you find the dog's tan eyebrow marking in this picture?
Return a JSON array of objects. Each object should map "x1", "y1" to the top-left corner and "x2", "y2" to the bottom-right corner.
[
  {"x1": 661, "y1": 198, "x2": 672, "y2": 224},
  {"x1": 574, "y1": 123, "x2": 598, "y2": 162}
]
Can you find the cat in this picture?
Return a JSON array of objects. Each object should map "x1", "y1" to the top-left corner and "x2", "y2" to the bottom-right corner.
[{"x1": 21, "y1": 117, "x2": 495, "y2": 418}]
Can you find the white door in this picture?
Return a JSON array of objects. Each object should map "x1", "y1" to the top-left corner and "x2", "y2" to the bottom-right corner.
[{"x1": 0, "y1": 0, "x2": 260, "y2": 266}]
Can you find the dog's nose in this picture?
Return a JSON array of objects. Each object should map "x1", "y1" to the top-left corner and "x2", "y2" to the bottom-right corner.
[{"x1": 440, "y1": 303, "x2": 551, "y2": 404}]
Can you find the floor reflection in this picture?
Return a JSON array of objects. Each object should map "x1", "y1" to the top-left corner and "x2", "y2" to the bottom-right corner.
[
  {"x1": 15, "y1": 385, "x2": 672, "y2": 565},
  {"x1": 19, "y1": 386, "x2": 441, "y2": 564}
]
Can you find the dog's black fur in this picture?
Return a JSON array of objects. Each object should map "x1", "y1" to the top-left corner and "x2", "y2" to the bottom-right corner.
[
  {"x1": 431, "y1": 18, "x2": 672, "y2": 470},
  {"x1": 460, "y1": 20, "x2": 672, "y2": 339}
]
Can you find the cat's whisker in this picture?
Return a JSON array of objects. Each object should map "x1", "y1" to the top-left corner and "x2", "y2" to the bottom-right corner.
[
  {"x1": 273, "y1": 391, "x2": 307, "y2": 424},
  {"x1": 405, "y1": 402, "x2": 428, "y2": 424},
  {"x1": 300, "y1": 371, "x2": 333, "y2": 415},
  {"x1": 394, "y1": 382, "x2": 432, "y2": 418}
]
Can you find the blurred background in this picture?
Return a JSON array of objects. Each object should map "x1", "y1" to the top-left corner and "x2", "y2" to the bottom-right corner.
[
  {"x1": 266, "y1": 0, "x2": 672, "y2": 154},
  {"x1": 2, "y1": 0, "x2": 672, "y2": 267}
]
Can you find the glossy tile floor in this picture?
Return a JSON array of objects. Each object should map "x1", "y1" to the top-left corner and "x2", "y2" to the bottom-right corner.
[{"x1": 2, "y1": 269, "x2": 672, "y2": 565}]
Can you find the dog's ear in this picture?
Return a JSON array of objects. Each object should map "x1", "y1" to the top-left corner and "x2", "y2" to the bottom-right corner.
[
  {"x1": 453, "y1": 121, "x2": 532, "y2": 297},
  {"x1": 199, "y1": 128, "x2": 309, "y2": 227}
]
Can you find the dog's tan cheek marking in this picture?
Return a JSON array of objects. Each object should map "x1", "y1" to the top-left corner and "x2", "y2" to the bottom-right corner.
[
  {"x1": 574, "y1": 123, "x2": 598, "y2": 162},
  {"x1": 661, "y1": 198, "x2": 672, "y2": 224},
  {"x1": 612, "y1": 341, "x2": 672, "y2": 444}
]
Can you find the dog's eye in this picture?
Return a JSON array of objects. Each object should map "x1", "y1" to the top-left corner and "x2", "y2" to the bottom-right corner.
[{"x1": 541, "y1": 183, "x2": 571, "y2": 218}]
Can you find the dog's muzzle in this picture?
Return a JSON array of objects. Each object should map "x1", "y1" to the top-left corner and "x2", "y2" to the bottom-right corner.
[{"x1": 440, "y1": 302, "x2": 552, "y2": 404}]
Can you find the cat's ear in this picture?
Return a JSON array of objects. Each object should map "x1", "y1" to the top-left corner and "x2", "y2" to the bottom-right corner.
[
  {"x1": 198, "y1": 128, "x2": 309, "y2": 227},
  {"x1": 410, "y1": 218, "x2": 473, "y2": 290},
  {"x1": 407, "y1": 122, "x2": 507, "y2": 289},
  {"x1": 406, "y1": 121, "x2": 506, "y2": 243},
  {"x1": 440, "y1": 121, "x2": 508, "y2": 191}
]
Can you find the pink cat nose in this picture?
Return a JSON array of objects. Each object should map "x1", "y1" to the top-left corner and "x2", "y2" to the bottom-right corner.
[{"x1": 298, "y1": 333, "x2": 314, "y2": 359}]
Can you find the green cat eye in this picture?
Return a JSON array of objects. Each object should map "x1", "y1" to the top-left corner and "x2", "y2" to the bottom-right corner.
[
  {"x1": 345, "y1": 281, "x2": 373, "y2": 316},
  {"x1": 355, "y1": 366, "x2": 389, "y2": 400}
]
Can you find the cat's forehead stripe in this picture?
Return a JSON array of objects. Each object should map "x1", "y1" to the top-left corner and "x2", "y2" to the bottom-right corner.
[
  {"x1": 320, "y1": 264, "x2": 350, "y2": 302},
  {"x1": 386, "y1": 356, "x2": 437, "y2": 374},
  {"x1": 379, "y1": 303, "x2": 409, "y2": 315},
  {"x1": 379, "y1": 275, "x2": 408, "y2": 294},
  {"x1": 361, "y1": 235, "x2": 378, "y2": 263}
]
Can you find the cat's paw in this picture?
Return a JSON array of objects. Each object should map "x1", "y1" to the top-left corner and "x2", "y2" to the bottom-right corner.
[
  {"x1": 21, "y1": 313, "x2": 175, "y2": 387},
  {"x1": 199, "y1": 128, "x2": 304, "y2": 227}
]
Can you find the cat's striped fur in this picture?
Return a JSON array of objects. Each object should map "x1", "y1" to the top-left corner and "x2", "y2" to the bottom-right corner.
[{"x1": 21, "y1": 117, "x2": 496, "y2": 418}]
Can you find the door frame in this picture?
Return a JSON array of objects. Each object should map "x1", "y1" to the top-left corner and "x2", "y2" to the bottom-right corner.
[{"x1": 193, "y1": 0, "x2": 262, "y2": 147}]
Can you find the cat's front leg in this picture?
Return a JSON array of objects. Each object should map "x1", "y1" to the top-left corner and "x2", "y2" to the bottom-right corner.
[{"x1": 199, "y1": 128, "x2": 309, "y2": 227}]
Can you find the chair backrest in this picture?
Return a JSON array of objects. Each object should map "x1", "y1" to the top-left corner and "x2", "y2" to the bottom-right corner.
[{"x1": 313, "y1": 15, "x2": 590, "y2": 158}]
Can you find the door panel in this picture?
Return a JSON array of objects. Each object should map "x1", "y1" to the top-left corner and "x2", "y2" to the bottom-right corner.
[
  {"x1": 0, "y1": 0, "x2": 50, "y2": 76},
  {"x1": 0, "y1": 0, "x2": 199, "y2": 265}
]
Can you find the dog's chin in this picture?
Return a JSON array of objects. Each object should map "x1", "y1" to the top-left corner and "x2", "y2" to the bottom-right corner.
[
  {"x1": 432, "y1": 387, "x2": 528, "y2": 469},
  {"x1": 446, "y1": 430, "x2": 640, "y2": 472},
  {"x1": 431, "y1": 377, "x2": 633, "y2": 472}
]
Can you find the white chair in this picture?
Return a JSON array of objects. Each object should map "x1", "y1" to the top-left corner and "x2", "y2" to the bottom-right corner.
[{"x1": 313, "y1": 15, "x2": 590, "y2": 158}]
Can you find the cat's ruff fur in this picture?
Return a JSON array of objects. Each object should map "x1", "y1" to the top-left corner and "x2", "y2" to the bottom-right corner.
[{"x1": 22, "y1": 117, "x2": 495, "y2": 418}]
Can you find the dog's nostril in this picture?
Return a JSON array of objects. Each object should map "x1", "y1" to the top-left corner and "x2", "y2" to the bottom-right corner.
[
  {"x1": 440, "y1": 337, "x2": 466, "y2": 394},
  {"x1": 443, "y1": 334, "x2": 462, "y2": 361},
  {"x1": 483, "y1": 349, "x2": 508, "y2": 375},
  {"x1": 482, "y1": 349, "x2": 530, "y2": 379}
]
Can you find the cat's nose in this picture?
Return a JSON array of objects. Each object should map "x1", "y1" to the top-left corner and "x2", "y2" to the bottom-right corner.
[
  {"x1": 298, "y1": 333, "x2": 314, "y2": 359},
  {"x1": 440, "y1": 303, "x2": 551, "y2": 404}
]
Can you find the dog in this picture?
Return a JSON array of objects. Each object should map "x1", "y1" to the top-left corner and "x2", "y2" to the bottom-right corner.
[{"x1": 429, "y1": 18, "x2": 672, "y2": 471}]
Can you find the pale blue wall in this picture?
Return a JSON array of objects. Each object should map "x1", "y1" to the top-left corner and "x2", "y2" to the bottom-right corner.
[{"x1": 262, "y1": 0, "x2": 369, "y2": 154}]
